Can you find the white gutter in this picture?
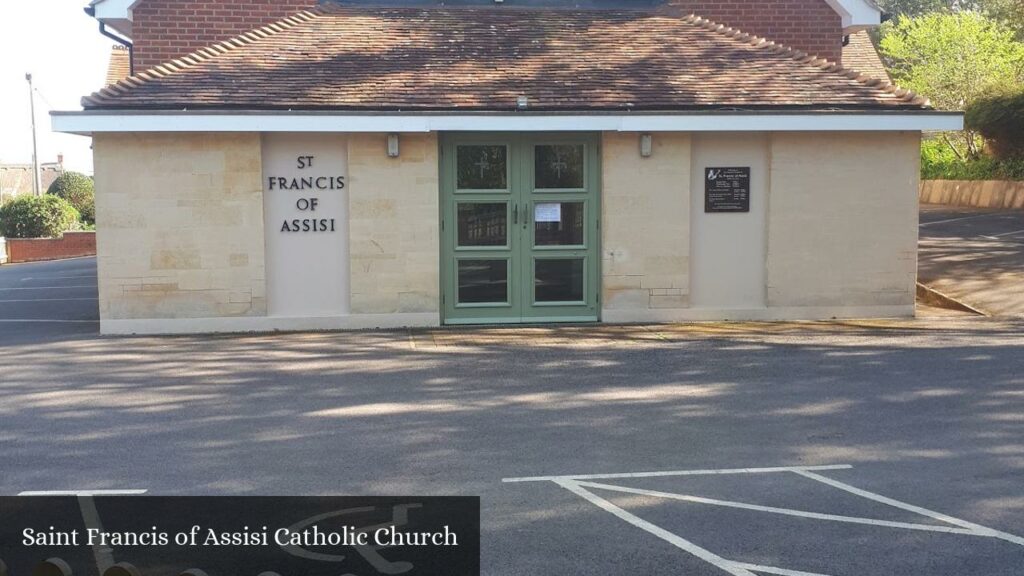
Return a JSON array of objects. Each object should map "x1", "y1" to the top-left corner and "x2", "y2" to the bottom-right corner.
[{"x1": 51, "y1": 111, "x2": 964, "y2": 135}]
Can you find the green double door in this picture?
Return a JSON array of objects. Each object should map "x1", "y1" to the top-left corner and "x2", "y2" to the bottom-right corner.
[{"x1": 441, "y1": 133, "x2": 601, "y2": 325}]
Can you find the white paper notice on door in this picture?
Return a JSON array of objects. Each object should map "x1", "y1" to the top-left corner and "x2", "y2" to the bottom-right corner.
[{"x1": 535, "y1": 203, "x2": 562, "y2": 223}]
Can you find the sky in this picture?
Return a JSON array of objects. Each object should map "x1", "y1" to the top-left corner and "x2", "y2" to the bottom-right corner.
[{"x1": 1, "y1": 1, "x2": 113, "y2": 174}]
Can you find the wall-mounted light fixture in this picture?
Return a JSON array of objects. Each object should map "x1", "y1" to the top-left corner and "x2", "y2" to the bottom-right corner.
[
  {"x1": 640, "y1": 133, "x2": 653, "y2": 158},
  {"x1": 387, "y1": 133, "x2": 400, "y2": 158},
  {"x1": 516, "y1": 95, "x2": 529, "y2": 110}
]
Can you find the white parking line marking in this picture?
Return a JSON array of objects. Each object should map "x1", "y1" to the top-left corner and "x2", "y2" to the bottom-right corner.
[
  {"x1": 0, "y1": 319, "x2": 98, "y2": 323},
  {"x1": 555, "y1": 479, "x2": 758, "y2": 576},
  {"x1": 919, "y1": 214, "x2": 1003, "y2": 227},
  {"x1": 0, "y1": 285, "x2": 96, "y2": 291},
  {"x1": 0, "y1": 298, "x2": 98, "y2": 302},
  {"x1": 16, "y1": 490, "x2": 145, "y2": 573},
  {"x1": 19, "y1": 489, "x2": 148, "y2": 496},
  {"x1": 502, "y1": 464, "x2": 853, "y2": 483},
  {"x1": 989, "y1": 228, "x2": 1024, "y2": 238},
  {"x1": 574, "y1": 481, "x2": 979, "y2": 536},
  {"x1": 19, "y1": 275, "x2": 97, "y2": 281},
  {"x1": 731, "y1": 562, "x2": 832, "y2": 576},
  {"x1": 793, "y1": 470, "x2": 1024, "y2": 547},
  {"x1": 510, "y1": 465, "x2": 1024, "y2": 575}
]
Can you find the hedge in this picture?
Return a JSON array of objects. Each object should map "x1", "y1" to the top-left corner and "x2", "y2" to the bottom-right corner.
[
  {"x1": 921, "y1": 138, "x2": 1024, "y2": 181},
  {"x1": 965, "y1": 88, "x2": 1024, "y2": 160},
  {"x1": 0, "y1": 195, "x2": 80, "y2": 239}
]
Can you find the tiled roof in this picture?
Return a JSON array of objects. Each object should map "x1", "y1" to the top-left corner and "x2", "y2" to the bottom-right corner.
[
  {"x1": 842, "y1": 30, "x2": 890, "y2": 82},
  {"x1": 83, "y1": 4, "x2": 928, "y2": 111},
  {"x1": 1, "y1": 164, "x2": 65, "y2": 199},
  {"x1": 104, "y1": 45, "x2": 131, "y2": 87}
]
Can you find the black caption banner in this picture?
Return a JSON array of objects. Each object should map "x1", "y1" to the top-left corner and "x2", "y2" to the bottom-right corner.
[{"x1": 0, "y1": 497, "x2": 480, "y2": 576}]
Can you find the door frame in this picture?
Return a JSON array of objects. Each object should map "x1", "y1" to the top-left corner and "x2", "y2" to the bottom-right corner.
[{"x1": 439, "y1": 132, "x2": 602, "y2": 325}]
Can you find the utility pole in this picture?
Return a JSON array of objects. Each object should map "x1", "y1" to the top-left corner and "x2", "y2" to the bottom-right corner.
[{"x1": 26, "y1": 72, "x2": 41, "y2": 197}]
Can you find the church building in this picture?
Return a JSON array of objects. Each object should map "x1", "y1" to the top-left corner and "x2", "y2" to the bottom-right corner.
[{"x1": 54, "y1": 0, "x2": 962, "y2": 334}]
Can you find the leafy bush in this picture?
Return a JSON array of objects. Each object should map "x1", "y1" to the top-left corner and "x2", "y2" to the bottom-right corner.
[
  {"x1": 47, "y1": 171, "x2": 95, "y2": 223},
  {"x1": 922, "y1": 138, "x2": 1024, "y2": 180},
  {"x1": 0, "y1": 195, "x2": 80, "y2": 239},
  {"x1": 966, "y1": 88, "x2": 1024, "y2": 159},
  {"x1": 880, "y1": 11, "x2": 1024, "y2": 158}
]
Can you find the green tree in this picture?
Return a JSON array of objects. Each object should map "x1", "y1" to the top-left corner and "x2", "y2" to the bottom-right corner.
[
  {"x1": 880, "y1": 11, "x2": 1024, "y2": 157},
  {"x1": 876, "y1": 0, "x2": 1017, "y2": 17},
  {"x1": 47, "y1": 171, "x2": 95, "y2": 224},
  {"x1": 0, "y1": 195, "x2": 80, "y2": 239},
  {"x1": 875, "y1": 0, "x2": 951, "y2": 18},
  {"x1": 966, "y1": 87, "x2": 1024, "y2": 158},
  {"x1": 984, "y1": 0, "x2": 1024, "y2": 38}
]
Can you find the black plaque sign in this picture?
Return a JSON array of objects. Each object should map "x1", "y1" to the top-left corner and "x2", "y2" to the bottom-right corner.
[{"x1": 705, "y1": 167, "x2": 751, "y2": 213}]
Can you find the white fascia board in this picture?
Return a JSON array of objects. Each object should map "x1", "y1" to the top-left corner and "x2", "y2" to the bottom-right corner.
[
  {"x1": 824, "y1": 0, "x2": 882, "y2": 31},
  {"x1": 90, "y1": 0, "x2": 139, "y2": 19},
  {"x1": 51, "y1": 111, "x2": 965, "y2": 135},
  {"x1": 90, "y1": 0, "x2": 140, "y2": 37}
]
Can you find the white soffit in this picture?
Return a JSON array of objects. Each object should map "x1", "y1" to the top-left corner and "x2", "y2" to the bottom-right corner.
[
  {"x1": 824, "y1": 0, "x2": 883, "y2": 31},
  {"x1": 51, "y1": 112, "x2": 965, "y2": 135},
  {"x1": 89, "y1": 0, "x2": 141, "y2": 37}
]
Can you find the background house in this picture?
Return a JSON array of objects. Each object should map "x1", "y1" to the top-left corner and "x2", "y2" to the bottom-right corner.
[{"x1": 0, "y1": 157, "x2": 65, "y2": 204}]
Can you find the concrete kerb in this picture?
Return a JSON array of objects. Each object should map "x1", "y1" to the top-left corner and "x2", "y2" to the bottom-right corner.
[{"x1": 916, "y1": 282, "x2": 988, "y2": 317}]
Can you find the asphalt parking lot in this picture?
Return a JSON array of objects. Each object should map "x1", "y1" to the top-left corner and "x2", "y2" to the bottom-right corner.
[
  {"x1": 0, "y1": 256, "x2": 98, "y2": 344},
  {"x1": 920, "y1": 205, "x2": 1024, "y2": 316},
  {"x1": 1, "y1": 217, "x2": 1023, "y2": 574},
  {"x1": 1, "y1": 313, "x2": 1023, "y2": 574}
]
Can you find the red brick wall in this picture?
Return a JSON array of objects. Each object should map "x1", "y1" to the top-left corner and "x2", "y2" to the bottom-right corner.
[
  {"x1": 131, "y1": 0, "x2": 314, "y2": 71},
  {"x1": 668, "y1": 1, "x2": 844, "y2": 61},
  {"x1": 6, "y1": 232, "x2": 97, "y2": 264},
  {"x1": 129, "y1": 0, "x2": 844, "y2": 72}
]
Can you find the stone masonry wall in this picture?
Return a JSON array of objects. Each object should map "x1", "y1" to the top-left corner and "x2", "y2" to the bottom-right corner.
[
  {"x1": 767, "y1": 131, "x2": 921, "y2": 308},
  {"x1": 92, "y1": 132, "x2": 266, "y2": 320},
  {"x1": 601, "y1": 132, "x2": 691, "y2": 318},
  {"x1": 347, "y1": 133, "x2": 440, "y2": 316}
]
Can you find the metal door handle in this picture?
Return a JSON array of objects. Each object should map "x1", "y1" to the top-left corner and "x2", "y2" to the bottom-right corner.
[{"x1": 513, "y1": 203, "x2": 518, "y2": 224}]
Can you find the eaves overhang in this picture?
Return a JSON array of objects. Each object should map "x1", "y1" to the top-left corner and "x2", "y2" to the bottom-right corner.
[
  {"x1": 86, "y1": 0, "x2": 141, "y2": 38},
  {"x1": 824, "y1": 0, "x2": 882, "y2": 32},
  {"x1": 51, "y1": 109, "x2": 964, "y2": 136}
]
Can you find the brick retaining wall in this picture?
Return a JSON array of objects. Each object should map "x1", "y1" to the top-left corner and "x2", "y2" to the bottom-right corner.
[
  {"x1": 920, "y1": 180, "x2": 1024, "y2": 210},
  {"x1": 5, "y1": 231, "x2": 97, "y2": 264}
]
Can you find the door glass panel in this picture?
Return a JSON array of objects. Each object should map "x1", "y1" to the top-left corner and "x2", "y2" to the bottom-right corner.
[
  {"x1": 535, "y1": 144, "x2": 585, "y2": 189},
  {"x1": 458, "y1": 259, "x2": 508, "y2": 304},
  {"x1": 458, "y1": 203, "x2": 507, "y2": 247},
  {"x1": 457, "y1": 145, "x2": 508, "y2": 190},
  {"x1": 535, "y1": 202, "x2": 584, "y2": 246},
  {"x1": 535, "y1": 259, "x2": 584, "y2": 302}
]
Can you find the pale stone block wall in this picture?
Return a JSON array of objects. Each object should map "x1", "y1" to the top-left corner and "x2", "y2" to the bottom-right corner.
[
  {"x1": 920, "y1": 179, "x2": 1024, "y2": 210},
  {"x1": 93, "y1": 132, "x2": 267, "y2": 320},
  {"x1": 601, "y1": 132, "x2": 691, "y2": 313},
  {"x1": 767, "y1": 131, "x2": 921, "y2": 308},
  {"x1": 347, "y1": 133, "x2": 440, "y2": 314}
]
